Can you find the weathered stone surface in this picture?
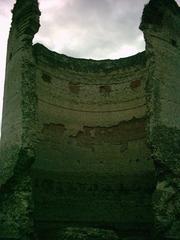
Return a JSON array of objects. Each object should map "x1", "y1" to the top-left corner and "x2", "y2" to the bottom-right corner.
[
  {"x1": 0, "y1": 0, "x2": 40, "y2": 239},
  {"x1": 141, "y1": 0, "x2": 180, "y2": 239},
  {"x1": 0, "y1": 0, "x2": 180, "y2": 239},
  {"x1": 57, "y1": 227, "x2": 119, "y2": 240},
  {"x1": 0, "y1": 176, "x2": 34, "y2": 239}
]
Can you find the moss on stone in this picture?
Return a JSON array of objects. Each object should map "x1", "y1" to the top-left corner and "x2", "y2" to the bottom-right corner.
[
  {"x1": 140, "y1": 0, "x2": 180, "y2": 30},
  {"x1": 58, "y1": 227, "x2": 119, "y2": 240},
  {"x1": 32, "y1": 43, "x2": 147, "y2": 74},
  {"x1": 0, "y1": 176, "x2": 35, "y2": 240},
  {"x1": 151, "y1": 126, "x2": 180, "y2": 239}
]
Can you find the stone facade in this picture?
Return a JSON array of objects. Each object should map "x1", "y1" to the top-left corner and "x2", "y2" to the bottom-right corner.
[{"x1": 0, "y1": 0, "x2": 179, "y2": 239}]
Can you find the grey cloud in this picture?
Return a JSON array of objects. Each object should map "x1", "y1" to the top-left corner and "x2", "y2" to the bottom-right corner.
[{"x1": 36, "y1": 0, "x2": 153, "y2": 59}]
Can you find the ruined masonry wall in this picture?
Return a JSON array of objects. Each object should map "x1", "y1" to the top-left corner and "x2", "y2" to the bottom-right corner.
[
  {"x1": 141, "y1": 0, "x2": 180, "y2": 238},
  {"x1": 1, "y1": 0, "x2": 180, "y2": 239},
  {"x1": 31, "y1": 44, "x2": 155, "y2": 234},
  {"x1": 0, "y1": 0, "x2": 41, "y2": 238}
]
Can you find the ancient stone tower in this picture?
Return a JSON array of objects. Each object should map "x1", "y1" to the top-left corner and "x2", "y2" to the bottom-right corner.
[{"x1": 0, "y1": 0, "x2": 180, "y2": 239}]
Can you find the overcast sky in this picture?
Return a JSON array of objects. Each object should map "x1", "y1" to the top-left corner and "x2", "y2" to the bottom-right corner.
[{"x1": 0, "y1": 0, "x2": 180, "y2": 135}]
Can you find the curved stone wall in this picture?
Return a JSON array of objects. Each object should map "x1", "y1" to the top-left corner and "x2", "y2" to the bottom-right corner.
[
  {"x1": 31, "y1": 44, "x2": 155, "y2": 238},
  {"x1": 1, "y1": 0, "x2": 180, "y2": 239}
]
